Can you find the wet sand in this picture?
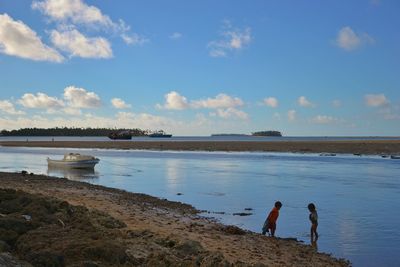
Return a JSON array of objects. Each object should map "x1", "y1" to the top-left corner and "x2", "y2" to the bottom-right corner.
[
  {"x1": 1, "y1": 140, "x2": 400, "y2": 154},
  {"x1": 0, "y1": 172, "x2": 350, "y2": 266}
]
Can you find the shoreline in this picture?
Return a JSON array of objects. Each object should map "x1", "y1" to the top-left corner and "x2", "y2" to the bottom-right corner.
[
  {"x1": 0, "y1": 172, "x2": 350, "y2": 266},
  {"x1": 1, "y1": 140, "x2": 400, "y2": 154}
]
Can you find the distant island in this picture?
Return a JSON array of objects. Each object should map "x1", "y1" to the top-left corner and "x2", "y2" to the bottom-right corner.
[
  {"x1": 0, "y1": 127, "x2": 147, "y2": 137},
  {"x1": 252, "y1": 131, "x2": 282, "y2": 137}
]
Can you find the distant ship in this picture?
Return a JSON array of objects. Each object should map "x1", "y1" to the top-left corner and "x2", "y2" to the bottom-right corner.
[
  {"x1": 108, "y1": 131, "x2": 132, "y2": 140},
  {"x1": 148, "y1": 130, "x2": 172, "y2": 138}
]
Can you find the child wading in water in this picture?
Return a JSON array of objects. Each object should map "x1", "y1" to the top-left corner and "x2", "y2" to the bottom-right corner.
[
  {"x1": 262, "y1": 201, "x2": 282, "y2": 237},
  {"x1": 308, "y1": 203, "x2": 318, "y2": 241}
]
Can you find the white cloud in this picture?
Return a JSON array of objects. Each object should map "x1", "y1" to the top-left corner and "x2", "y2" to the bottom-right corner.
[
  {"x1": 0, "y1": 13, "x2": 64, "y2": 62},
  {"x1": 161, "y1": 91, "x2": 189, "y2": 110},
  {"x1": 191, "y1": 94, "x2": 243, "y2": 109},
  {"x1": 336, "y1": 26, "x2": 374, "y2": 51},
  {"x1": 63, "y1": 107, "x2": 81, "y2": 115},
  {"x1": 32, "y1": 0, "x2": 147, "y2": 46},
  {"x1": 111, "y1": 98, "x2": 131, "y2": 109},
  {"x1": 208, "y1": 21, "x2": 252, "y2": 57},
  {"x1": 158, "y1": 91, "x2": 247, "y2": 120},
  {"x1": 311, "y1": 115, "x2": 338, "y2": 124},
  {"x1": 263, "y1": 97, "x2": 278, "y2": 108},
  {"x1": 50, "y1": 28, "x2": 112, "y2": 58},
  {"x1": 169, "y1": 32, "x2": 182, "y2": 40},
  {"x1": 214, "y1": 108, "x2": 248, "y2": 120},
  {"x1": 332, "y1": 100, "x2": 342, "y2": 107},
  {"x1": 32, "y1": 0, "x2": 114, "y2": 28},
  {"x1": 378, "y1": 105, "x2": 400, "y2": 120},
  {"x1": 273, "y1": 112, "x2": 281, "y2": 120},
  {"x1": 364, "y1": 94, "x2": 388, "y2": 107},
  {"x1": 18, "y1": 92, "x2": 65, "y2": 109},
  {"x1": 121, "y1": 33, "x2": 148, "y2": 45},
  {"x1": 63, "y1": 86, "x2": 101, "y2": 108},
  {"x1": 298, "y1": 96, "x2": 314, "y2": 107},
  {"x1": 288, "y1": 110, "x2": 296, "y2": 121},
  {"x1": 0, "y1": 100, "x2": 25, "y2": 115}
]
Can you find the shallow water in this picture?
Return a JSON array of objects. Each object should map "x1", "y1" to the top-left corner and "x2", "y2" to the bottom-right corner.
[
  {"x1": 1, "y1": 135, "x2": 400, "y2": 142},
  {"x1": 0, "y1": 147, "x2": 399, "y2": 266}
]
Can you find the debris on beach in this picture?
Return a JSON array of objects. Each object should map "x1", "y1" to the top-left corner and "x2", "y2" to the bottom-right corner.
[{"x1": 232, "y1": 212, "x2": 253, "y2": 216}]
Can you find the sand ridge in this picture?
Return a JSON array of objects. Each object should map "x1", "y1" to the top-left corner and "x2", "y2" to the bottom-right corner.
[{"x1": 1, "y1": 140, "x2": 400, "y2": 155}]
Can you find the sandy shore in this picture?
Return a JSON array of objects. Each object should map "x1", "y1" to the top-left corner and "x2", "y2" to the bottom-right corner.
[
  {"x1": 0, "y1": 172, "x2": 350, "y2": 266},
  {"x1": 1, "y1": 140, "x2": 400, "y2": 154}
]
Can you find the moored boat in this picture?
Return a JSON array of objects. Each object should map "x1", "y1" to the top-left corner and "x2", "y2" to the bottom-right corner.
[
  {"x1": 148, "y1": 130, "x2": 172, "y2": 138},
  {"x1": 390, "y1": 155, "x2": 400, "y2": 159},
  {"x1": 319, "y1": 153, "x2": 336, "y2": 157},
  {"x1": 108, "y1": 131, "x2": 132, "y2": 140},
  {"x1": 47, "y1": 153, "x2": 100, "y2": 169}
]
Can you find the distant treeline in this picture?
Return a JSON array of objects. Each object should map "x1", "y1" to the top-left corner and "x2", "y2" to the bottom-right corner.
[
  {"x1": 0, "y1": 127, "x2": 147, "y2": 137},
  {"x1": 252, "y1": 131, "x2": 282, "y2": 137}
]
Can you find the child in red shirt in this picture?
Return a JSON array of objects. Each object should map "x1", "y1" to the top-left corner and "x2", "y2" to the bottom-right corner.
[{"x1": 262, "y1": 201, "x2": 282, "y2": 237}]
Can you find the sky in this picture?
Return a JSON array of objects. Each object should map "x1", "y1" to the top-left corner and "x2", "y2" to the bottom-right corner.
[{"x1": 0, "y1": 0, "x2": 399, "y2": 136}]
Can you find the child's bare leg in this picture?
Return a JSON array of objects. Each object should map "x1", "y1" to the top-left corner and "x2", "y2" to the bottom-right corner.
[
  {"x1": 310, "y1": 227, "x2": 314, "y2": 241},
  {"x1": 311, "y1": 224, "x2": 318, "y2": 241}
]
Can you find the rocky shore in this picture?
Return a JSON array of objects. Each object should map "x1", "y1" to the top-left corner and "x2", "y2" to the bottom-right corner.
[
  {"x1": 0, "y1": 172, "x2": 350, "y2": 266},
  {"x1": 1, "y1": 140, "x2": 400, "y2": 155}
]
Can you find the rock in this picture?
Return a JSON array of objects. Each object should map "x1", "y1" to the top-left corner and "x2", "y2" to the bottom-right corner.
[
  {"x1": 0, "y1": 241, "x2": 11, "y2": 253},
  {"x1": 222, "y1": 225, "x2": 246, "y2": 235},
  {"x1": 232, "y1": 212, "x2": 252, "y2": 216},
  {"x1": 21, "y1": 215, "x2": 31, "y2": 221},
  {"x1": 200, "y1": 252, "x2": 231, "y2": 266},
  {"x1": 0, "y1": 252, "x2": 31, "y2": 267},
  {"x1": 175, "y1": 240, "x2": 204, "y2": 256}
]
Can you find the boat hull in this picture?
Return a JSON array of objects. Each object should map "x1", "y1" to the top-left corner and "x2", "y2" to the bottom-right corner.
[
  {"x1": 148, "y1": 134, "x2": 172, "y2": 138},
  {"x1": 47, "y1": 158, "x2": 99, "y2": 169}
]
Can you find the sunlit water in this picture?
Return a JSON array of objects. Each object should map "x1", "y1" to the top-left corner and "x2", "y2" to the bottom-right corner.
[{"x1": 0, "y1": 146, "x2": 399, "y2": 267}]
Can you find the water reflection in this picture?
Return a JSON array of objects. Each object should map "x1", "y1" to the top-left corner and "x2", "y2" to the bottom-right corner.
[
  {"x1": 165, "y1": 159, "x2": 182, "y2": 191},
  {"x1": 47, "y1": 166, "x2": 99, "y2": 180},
  {"x1": 1, "y1": 147, "x2": 399, "y2": 267}
]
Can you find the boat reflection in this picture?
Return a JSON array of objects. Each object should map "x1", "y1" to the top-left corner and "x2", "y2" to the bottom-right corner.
[{"x1": 47, "y1": 166, "x2": 99, "y2": 180}]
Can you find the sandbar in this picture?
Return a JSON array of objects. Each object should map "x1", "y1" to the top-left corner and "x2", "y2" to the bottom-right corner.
[{"x1": 1, "y1": 140, "x2": 400, "y2": 154}]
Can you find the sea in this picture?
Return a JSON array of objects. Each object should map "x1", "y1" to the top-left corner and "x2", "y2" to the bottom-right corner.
[{"x1": 0, "y1": 136, "x2": 399, "y2": 267}]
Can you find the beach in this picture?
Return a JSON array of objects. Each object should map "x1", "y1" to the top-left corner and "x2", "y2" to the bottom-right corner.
[
  {"x1": 0, "y1": 172, "x2": 349, "y2": 266},
  {"x1": 1, "y1": 140, "x2": 400, "y2": 154}
]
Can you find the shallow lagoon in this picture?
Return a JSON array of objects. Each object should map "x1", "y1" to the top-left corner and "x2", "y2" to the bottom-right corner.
[{"x1": 0, "y1": 147, "x2": 399, "y2": 267}]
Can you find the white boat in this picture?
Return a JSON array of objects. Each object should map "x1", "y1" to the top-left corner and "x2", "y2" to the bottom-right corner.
[
  {"x1": 319, "y1": 153, "x2": 336, "y2": 157},
  {"x1": 47, "y1": 153, "x2": 100, "y2": 169},
  {"x1": 391, "y1": 155, "x2": 400, "y2": 159}
]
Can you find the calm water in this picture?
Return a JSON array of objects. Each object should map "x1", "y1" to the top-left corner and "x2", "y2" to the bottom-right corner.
[
  {"x1": 1, "y1": 135, "x2": 400, "y2": 142},
  {"x1": 0, "y1": 147, "x2": 399, "y2": 267}
]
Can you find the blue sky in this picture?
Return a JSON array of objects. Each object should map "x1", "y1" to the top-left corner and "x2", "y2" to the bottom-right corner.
[{"x1": 0, "y1": 0, "x2": 399, "y2": 136}]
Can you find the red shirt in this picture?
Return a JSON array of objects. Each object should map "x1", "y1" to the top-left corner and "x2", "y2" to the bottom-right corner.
[{"x1": 267, "y1": 207, "x2": 279, "y2": 224}]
